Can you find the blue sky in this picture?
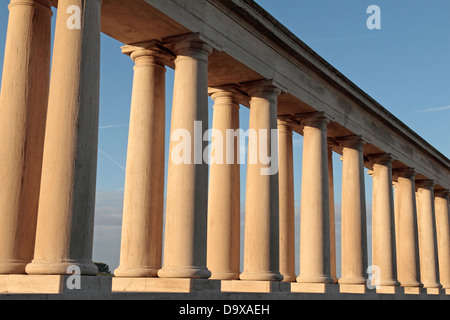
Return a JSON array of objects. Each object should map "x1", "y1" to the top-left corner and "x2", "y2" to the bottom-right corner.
[
  {"x1": 256, "y1": 0, "x2": 450, "y2": 156},
  {"x1": 0, "y1": 1, "x2": 448, "y2": 274}
]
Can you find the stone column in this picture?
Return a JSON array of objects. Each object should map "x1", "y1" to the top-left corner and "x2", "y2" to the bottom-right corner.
[
  {"x1": 206, "y1": 87, "x2": 244, "y2": 280},
  {"x1": 368, "y1": 154, "x2": 399, "y2": 288},
  {"x1": 392, "y1": 168, "x2": 422, "y2": 288},
  {"x1": 327, "y1": 139, "x2": 338, "y2": 284},
  {"x1": 277, "y1": 118, "x2": 296, "y2": 282},
  {"x1": 416, "y1": 180, "x2": 440, "y2": 289},
  {"x1": 337, "y1": 135, "x2": 368, "y2": 286},
  {"x1": 26, "y1": 0, "x2": 102, "y2": 276},
  {"x1": 240, "y1": 83, "x2": 282, "y2": 282},
  {"x1": 393, "y1": 180, "x2": 399, "y2": 237},
  {"x1": 297, "y1": 113, "x2": 333, "y2": 285},
  {"x1": 435, "y1": 190, "x2": 450, "y2": 290},
  {"x1": 0, "y1": 0, "x2": 52, "y2": 274},
  {"x1": 114, "y1": 42, "x2": 174, "y2": 278},
  {"x1": 158, "y1": 38, "x2": 213, "y2": 279}
]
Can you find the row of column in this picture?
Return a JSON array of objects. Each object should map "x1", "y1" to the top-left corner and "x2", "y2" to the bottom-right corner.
[
  {"x1": 0, "y1": 0, "x2": 102, "y2": 275},
  {"x1": 113, "y1": 32, "x2": 450, "y2": 293},
  {"x1": 116, "y1": 37, "x2": 285, "y2": 280},
  {"x1": 0, "y1": 0, "x2": 449, "y2": 294}
]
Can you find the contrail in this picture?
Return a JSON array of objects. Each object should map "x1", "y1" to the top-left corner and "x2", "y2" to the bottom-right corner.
[
  {"x1": 99, "y1": 124, "x2": 128, "y2": 129},
  {"x1": 415, "y1": 105, "x2": 450, "y2": 113},
  {"x1": 98, "y1": 148, "x2": 126, "y2": 172}
]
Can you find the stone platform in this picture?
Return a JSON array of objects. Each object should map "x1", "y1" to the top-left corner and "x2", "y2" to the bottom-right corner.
[{"x1": 0, "y1": 276, "x2": 449, "y2": 300}]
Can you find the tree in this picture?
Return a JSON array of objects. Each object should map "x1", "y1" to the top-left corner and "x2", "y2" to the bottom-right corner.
[{"x1": 94, "y1": 262, "x2": 111, "y2": 276}]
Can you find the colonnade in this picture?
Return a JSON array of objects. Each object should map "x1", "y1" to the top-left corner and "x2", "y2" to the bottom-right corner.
[{"x1": 0, "y1": 0, "x2": 449, "y2": 296}]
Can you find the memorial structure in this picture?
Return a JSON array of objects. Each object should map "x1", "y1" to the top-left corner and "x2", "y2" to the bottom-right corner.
[{"x1": 0, "y1": 0, "x2": 449, "y2": 299}]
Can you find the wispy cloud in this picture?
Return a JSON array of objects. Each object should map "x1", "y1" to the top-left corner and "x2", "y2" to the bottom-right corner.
[{"x1": 414, "y1": 105, "x2": 450, "y2": 113}]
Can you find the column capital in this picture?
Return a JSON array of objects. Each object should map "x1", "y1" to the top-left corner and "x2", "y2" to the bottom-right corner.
[
  {"x1": 240, "y1": 79, "x2": 282, "y2": 101},
  {"x1": 367, "y1": 153, "x2": 395, "y2": 166},
  {"x1": 327, "y1": 137, "x2": 338, "y2": 151},
  {"x1": 392, "y1": 167, "x2": 417, "y2": 180},
  {"x1": 208, "y1": 85, "x2": 250, "y2": 106},
  {"x1": 277, "y1": 122, "x2": 293, "y2": 135},
  {"x1": 9, "y1": 0, "x2": 52, "y2": 10},
  {"x1": 164, "y1": 33, "x2": 214, "y2": 63},
  {"x1": 277, "y1": 115, "x2": 298, "y2": 134},
  {"x1": 416, "y1": 179, "x2": 435, "y2": 190},
  {"x1": 435, "y1": 189, "x2": 450, "y2": 199},
  {"x1": 122, "y1": 40, "x2": 175, "y2": 67},
  {"x1": 164, "y1": 32, "x2": 221, "y2": 52},
  {"x1": 296, "y1": 112, "x2": 330, "y2": 129},
  {"x1": 336, "y1": 135, "x2": 365, "y2": 150}
]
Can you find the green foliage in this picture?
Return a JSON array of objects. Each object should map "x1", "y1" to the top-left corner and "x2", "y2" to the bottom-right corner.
[{"x1": 94, "y1": 262, "x2": 112, "y2": 276}]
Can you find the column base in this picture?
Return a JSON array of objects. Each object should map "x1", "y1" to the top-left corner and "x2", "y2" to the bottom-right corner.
[
  {"x1": 221, "y1": 280, "x2": 290, "y2": 293},
  {"x1": 0, "y1": 260, "x2": 29, "y2": 275},
  {"x1": 209, "y1": 270, "x2": 240, "y2": 281},
  {"x1": 112, "y1": 278, "x2": 220, "y2": 293},
  {"x1": 25, "y1": 260, "x2": 98, "y2": 276},
  {"x1": 296, "y1": 274, "x2": 335, "y2": 284},
  {"x1": 422, "y1": 282, "x2": 441, "y2": 289},
  {"x1": 399, "y1": 280, "x2": 423, "y2": 288},
  {"x1": 338, "y1": 276, "x2": 367, "y2": 285},
  {"x1": 280, "y1": 274, "x2": 297, "y2": 282},
  {"x1": 239, "y1": 271, "x2": 283, "y2": 282},
  {"x1": 378, "y1": 279, "x2": 401, "y2": 287},
  {"x1": 291, "y1": 283, "x2": 339, "y2": 294},
  {"x1": 113, "y1": 266, "x2": 159, "y2": 278},
  {"x1": 157, "y1": 267, "x2": 211, "y2": 279},
  {"x1": 0, "y1": 275, "x2": 111, "y2": 294}
]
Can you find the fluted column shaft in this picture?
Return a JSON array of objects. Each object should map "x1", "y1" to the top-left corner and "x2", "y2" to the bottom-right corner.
[
  {"x1": 0, "y1": 0, "x2": 52, "y2": 274},
  {"x1": 207, "y1": 88, "x2": 242, "y2": 280},
  {"x1": 338, "y1": 136, "x2": 368, "y2": 285},
  {"x1": 277, "y1": 119, "x2": 296, "y2": 282},
  {"x1": 158, "y1": 38, "x2": 213, "y2": 279},
  {"x1": 240, "y1": 84, "x2": 282, "y2": 281},
  {"x1": 416, "y1": 180, "x2": 440, "y2": 288},
  {"x1": 435, "y1": 190, "x2": 450, "y2": 289},
  {"x1": 393, "y1": 168, "x2": 422, "y2": 288},
  {"x1": 369, "y1": 154, "x2": 399, "y2": 287},
  {"x1": 114, "y1": 42, "x2": 173, "y2": 278},
  {"x1": 298, "y1": 113, "x2": 333, "y2": 284},
  {"x1": 26, "y1": 0, "x2": 102, "y2": 276}
]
